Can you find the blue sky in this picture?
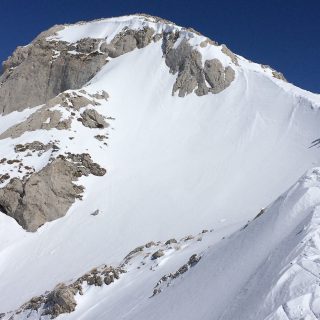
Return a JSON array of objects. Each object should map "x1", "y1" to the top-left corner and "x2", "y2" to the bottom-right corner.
[{"x1": 0, "y1": 0, "x2": 319, "y2": 93}]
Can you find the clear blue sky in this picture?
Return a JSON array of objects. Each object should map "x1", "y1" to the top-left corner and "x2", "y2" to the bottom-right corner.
[{"x1": 0, "y1": 0, "x2": 319, "y2": 93}]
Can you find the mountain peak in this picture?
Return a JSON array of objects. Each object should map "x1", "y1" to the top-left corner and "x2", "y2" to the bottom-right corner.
[{"x1": 1, "y1": 14, "x2": 320, "y2": 320}]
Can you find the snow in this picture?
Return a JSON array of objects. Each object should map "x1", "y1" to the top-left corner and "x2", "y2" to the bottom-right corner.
[
  {"x1": 49, "y1": 15, "x2": 182, "y2": 44},
  {"x1": 1, "y1": 15, "x2": 320, "y2": 319}
]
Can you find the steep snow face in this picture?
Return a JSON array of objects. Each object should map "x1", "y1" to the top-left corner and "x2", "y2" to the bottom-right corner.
[
  {"x1": 5, "y1": 169, "x2": 320, "y2": 320},
  {"x1": 1, "y1": 14, "x2": 320, "y2": 316},
  {"x1": 121, "y1": 167, "x2": 320, "y2": 320}
]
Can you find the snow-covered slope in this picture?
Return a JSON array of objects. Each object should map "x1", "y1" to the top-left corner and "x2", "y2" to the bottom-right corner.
[{"x1": 1, "y1": 14, "x2": 320, "y2": 319}]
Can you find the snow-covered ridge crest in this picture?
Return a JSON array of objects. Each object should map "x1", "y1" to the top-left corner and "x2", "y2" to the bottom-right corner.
[
  {"x1": 2, "y1": 13, "x2": 319, "y2": 117},
  {"x1": 42, "y1": 13, "x2": 320, "y2": 104},
  {"x1": 0, "y1": 13, "x2": 240, "y2": 115},
  {"x1": 47, "y1": 14, "x2": 186, "y2": 44}
]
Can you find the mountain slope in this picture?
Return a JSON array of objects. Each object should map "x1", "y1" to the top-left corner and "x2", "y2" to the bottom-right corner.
[
  {"x1": 4, "y1": 168, "x2": 320, "y2": 320},
  {"x1": 0, "y1": 14, "x2": 320, "y2": 319}
]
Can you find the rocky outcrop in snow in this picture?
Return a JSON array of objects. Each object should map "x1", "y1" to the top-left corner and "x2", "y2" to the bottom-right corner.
[
  {"x1": 0, "y1": 36, "x2": 107, "y2": 115},
  {"x1": 0, "y1": 153, "x2": 106, "y2": 231},
  {"x1": 152, "y1": 253, "x2": 201, "y2": 296},
  {"x1": 0, "y1": 107, "x2": 72, "y2": 140},
  {"x1": 162, "y1": 33, "x2": 235, "y2": 97},
  {"x1": 0, "y1": 24, "x2": 155, "y2": 115},
  {"x1": 0, "y1": 17, "x2": 240, "y2": 116},
  {"x1": 104, "y1": 26, "x2": 155, "y2": 58},
  {"x1": 79, "y1": 109, "x2": 109, "y2": 128},
  {"x1": 2, "y1": 230, "x2": 207, "y2": 319},
  {"x1": 5, "y1": 264, "x2": 125, "y2": 319}
]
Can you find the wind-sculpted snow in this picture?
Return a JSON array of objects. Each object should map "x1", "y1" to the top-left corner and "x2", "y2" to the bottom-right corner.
[
  {"x1": 4, "y1": 169, "x2": 320, "y2": 319},
  {"x1": 1, "y1": 13, "x2": 320, "y2": 320}
]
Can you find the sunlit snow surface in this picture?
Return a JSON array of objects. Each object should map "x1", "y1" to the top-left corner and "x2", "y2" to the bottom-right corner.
[{"x1": 1, "y1": 15, "x2": 320, "y2": 319}]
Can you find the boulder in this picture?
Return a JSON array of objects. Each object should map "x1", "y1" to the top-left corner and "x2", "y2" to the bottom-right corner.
[
  {"x1": 151, "y1": 250, "x2": 165, "y2": 260},
  {"x1": 0, "y1": 37, "x2": 106, "y2": 115},
  {"x1": 165, "y1": 238, "x2": 177, "y2": 245},
  {"x1": 79, "y1": 109, "x2": 108, "y2": 129}
]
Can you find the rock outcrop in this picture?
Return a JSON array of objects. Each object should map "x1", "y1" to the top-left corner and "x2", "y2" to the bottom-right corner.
[
  {"x1": 162, "y1": 32, "x2": 235, "y2": 97},
  {"x1": 204, "y1": 59, "x2": 235, "y2": 93},
  {"x1": 14, "y1": 141, "x2": 58, "y2": 154},
  {"x1": 261, "y1": 64, "x2": 287, "y2": 81},
  {"x1": 2, "y1": 230, "x2": 207, "y2": 319},
  {"x1": 0, "y1": 37, "x2": 107, "y2": 115},
  {"x1": 44, "y1": 285, "x2": 77, "y2": 317},
  {"x1": 0, "y1": 154, "x2": 106, "y2": 231},
  {"x1": 151, "y1": 249, "x2": 165, "y2": 260},
  {"x1": 0, "y1": 25, "x2": 154, "y2": 115},
  {"x1": 79, "y1": 109, "x2": 109, "y2": 128},
  {"x1": 0, "y1": 18, "x2": 239, "y2": 115},
  {"x1": 165, "y1": 238, "x2": 177, "y2": 245},
  {"x1": 7, "y1": 263, "x2": 125, "y2": 319},
  {"x1": 152, "y1": 253, "x2": 201, "y2": 296},
  {"x1": 103, "y1": 26, "x2": 155, "y2": 58},
  {"x1": 0, "y1": 107, "x2": 72, "y2": 140}
]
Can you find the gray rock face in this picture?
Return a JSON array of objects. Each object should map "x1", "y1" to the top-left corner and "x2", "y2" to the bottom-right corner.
[
  {"x1": 0, "y1": 24, "x2": 155, "y2": 115},
  {"x1": 261, "y1": 64, "x2": 287, "y2": 81},
  {"x1": 0, "y1": 38, "x2": 107, "y2": 115},
  {"x1": 162, "y1": 32, "x2": 235, "y2": 97},
  {"x1": 0, "y1": 154, "x2": 106, "y2": 231},
  {"x1": 164, "y1": 37, "x2": 207, "y2": 97},
  {"x1": 221, "y1": 44, "x2": 239, "y2": 65},
  {"x1": 104, "y1": 27, "x2": 155, "y2": 58}
]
